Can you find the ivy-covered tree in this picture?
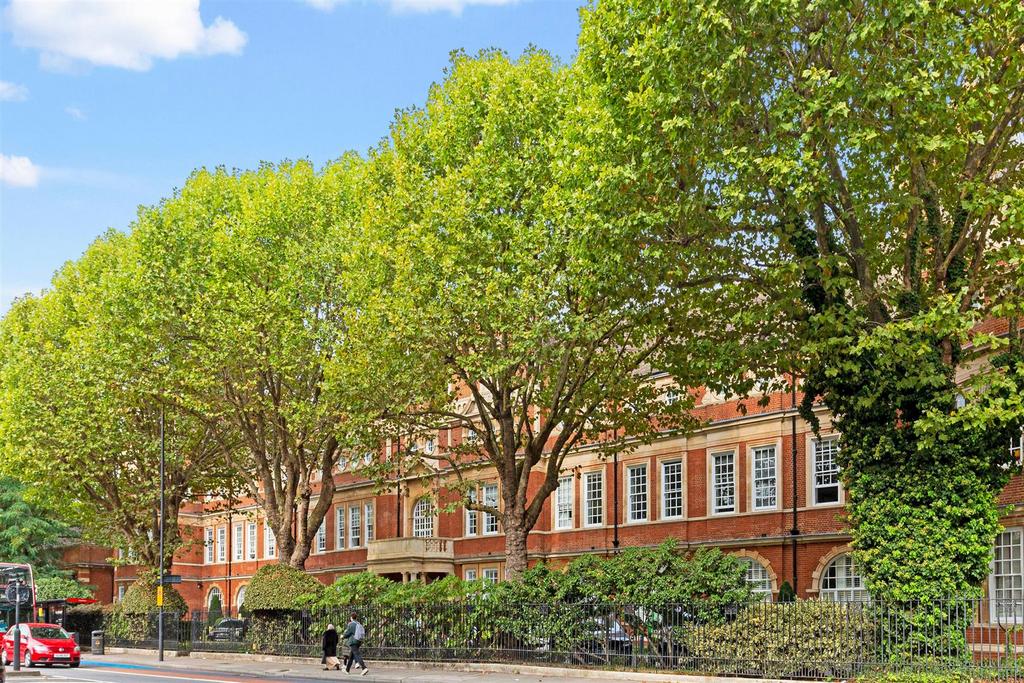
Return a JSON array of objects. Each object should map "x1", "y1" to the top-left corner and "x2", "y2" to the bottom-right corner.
[
  {"x1": 578, "y1": 0, "x2": 1024, "y2": 646},
  {"x1": 332, "y1": 50, "x2": 710, "y2": 579},
  {"x1": 0, "y1": 477, "x2": 74, "y2": 577}
]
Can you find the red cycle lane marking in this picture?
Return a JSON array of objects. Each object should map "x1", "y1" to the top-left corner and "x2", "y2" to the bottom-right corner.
[{"x1": 57, "y1": 668, "x2": 287, "y2": 683}]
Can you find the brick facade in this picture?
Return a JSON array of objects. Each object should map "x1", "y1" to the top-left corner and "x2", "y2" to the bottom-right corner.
[{"x1": 112, "y1": 386, "x2": 1024, "y2": 613}]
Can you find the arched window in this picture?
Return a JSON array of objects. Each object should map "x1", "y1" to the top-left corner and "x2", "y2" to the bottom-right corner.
[
  {"x1": 740, "y1": 557, "x2": 772, "y2": 602},
  {"x1": 412, "y1": 498, "x2": 434, "y2": 537},
  {"x1": 207, "y1": 586, "x2": 223, "y2": 610},
  {"x1": 820, "y1": 553, "x2": 870, "y2": 603},
  {"x1": 236, "y1": 585, "x2": 247, "y2": 609}
]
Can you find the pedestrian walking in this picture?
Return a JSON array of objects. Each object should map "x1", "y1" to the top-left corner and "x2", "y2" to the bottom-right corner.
[
  {"x1": 342, "y1": 612, "x2": 368, "y2": 675},
  {"x1": 322, "y1": 623, "x2": 341, "y2": 670}
]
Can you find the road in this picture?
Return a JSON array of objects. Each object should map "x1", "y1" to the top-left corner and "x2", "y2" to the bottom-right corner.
[{"x1": 23, "y1": 661, "x2": 327, "y2": 683}]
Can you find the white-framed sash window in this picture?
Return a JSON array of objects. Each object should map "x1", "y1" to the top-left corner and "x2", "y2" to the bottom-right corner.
[{"x1": 712, "y1": 451, "x2": 735, "y2": 514}]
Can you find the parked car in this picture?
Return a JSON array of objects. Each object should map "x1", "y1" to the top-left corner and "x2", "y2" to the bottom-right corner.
[
  {"x1": 208, "y1": 617, "x2": 245, "y2": 641},
  {"x1": 0, "y1": 623, "x2": 80, "y2": 668}
]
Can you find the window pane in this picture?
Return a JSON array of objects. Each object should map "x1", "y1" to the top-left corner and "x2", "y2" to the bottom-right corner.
[
  {"x1": 821, "y1": 554, "x2": 870, "y2": 603},
  {"x1": 712, "y1": 452, "x2": 735, "y2": 513},
  {"x1": 741, "y1": 558, "x2": 772, "y2": 602},
  {"x1": 483, "y1": 484, "x2": 499, "y2": 534},
  {"x1": 584, "y1": 472, "x2": 603, "y2": 526},
  {"x1": 205, "y1": 528, "x2": 214, "y2": 564},
  {"x1": 247, "y1": 523, "x2": 257, "y2": 560},
  {"x1": 413, "y1": 499, "x2": 434, "y2": 537},
  {"x1": 753, "y1": 446, "x2": 777, "y2": 510},
  {"x1": 316, "y1": 519, "x2": 327, "y2": 552},
  {"x1": 264, "y1": 522, "x2": 275, "y2": 558},
  {"x1": 993, "y1": 530, "x2": 1024, "y2": 621},
  {"x1": 662, "y1": 460, "x2": 683, "y2": 518},
  {"x1": 349, "y1": 506, "x2": 361, "y2": 548},
  {"x1": 556, "y1": 476, "x2": 573, "y2": 529},
  {"x1": 814, "y1": 439, "x2": 840, "y2": 504},
  {"x1": 628, "y1": 465, "x2": 648, "y2": 521},
  {"x1": 336, "y1": 507, "x2": 346, "y2": 550},
  {"x1": 364, "y1": 503, "x2": 375, "y2": 542},
  {"x1": 466, "y1": 489, "x2": 478, "y2": 536}
]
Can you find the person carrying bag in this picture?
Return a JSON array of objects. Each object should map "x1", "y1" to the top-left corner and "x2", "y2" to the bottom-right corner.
[{"x1": 342, "y1": 612, "x2": 368, "y2": 676}]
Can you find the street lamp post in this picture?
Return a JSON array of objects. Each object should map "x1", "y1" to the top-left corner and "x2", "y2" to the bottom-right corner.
[
  {"x1": 158, "y1": 406, "x2": 165, "y2": 662},
  {"x1": 11, "y1": 581, "x2": 21, "y2": 672}
]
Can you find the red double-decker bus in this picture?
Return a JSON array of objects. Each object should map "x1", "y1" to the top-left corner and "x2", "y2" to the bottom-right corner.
[{"x1": 0, "y1": 564, "x2": 35, "y2": 635}]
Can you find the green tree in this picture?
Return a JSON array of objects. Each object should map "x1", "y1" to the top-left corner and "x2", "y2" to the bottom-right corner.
[
  {"x1": 333, "y1": 50, "x2": 706, "y2": 579},
  {"x1": 0, "y1": 232, "x2": 236, "y2": 571},
  {"x1": 577, "y1": 0, "x2": 1023, "y2": 647},
  {"x1": 0, "y1": 477, "x2": 74, "y2": 577},
  {"x1": 132, "y1": 159, "x2": 369, "y2": 568},
  {"x1": 34, "y1": 576, "x2": 95, "y2": 601}
]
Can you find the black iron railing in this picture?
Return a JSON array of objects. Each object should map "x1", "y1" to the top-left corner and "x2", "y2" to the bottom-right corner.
[{"x1": 102, "y1": 597, "x2": 1024, "y2": 679}]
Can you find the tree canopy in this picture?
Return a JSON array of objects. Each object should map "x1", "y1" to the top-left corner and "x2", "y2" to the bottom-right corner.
[
  {"x1": 331, "y1": 49, "x2": 712, "y2": 577},
  {"x1": 0, "y1": 231, "x2": 236, "y2": 570},
  {"x1": 577, "y1": 0, "x2": 1024, "y2": 643},
  {"x1": 0, "y1": 477, "x2": 74, "y2": 577}
]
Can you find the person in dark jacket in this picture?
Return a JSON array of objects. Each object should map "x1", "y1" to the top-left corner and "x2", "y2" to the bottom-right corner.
[
  {"x1": 342, "y1": 612, "x2": 368, "y2": 675},
  {"x1": 322, "y1": 624, "x2": 340, "y2": 670}
]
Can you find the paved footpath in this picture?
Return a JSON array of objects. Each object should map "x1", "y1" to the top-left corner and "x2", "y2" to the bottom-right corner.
[{"x1": 20, "y1": 652, "x2": 752, "y2": 683}]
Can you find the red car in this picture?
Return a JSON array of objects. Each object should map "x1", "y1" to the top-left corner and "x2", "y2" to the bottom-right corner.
[{"x1": 0, "y1": 623, "x2": 80, "y2": 668}]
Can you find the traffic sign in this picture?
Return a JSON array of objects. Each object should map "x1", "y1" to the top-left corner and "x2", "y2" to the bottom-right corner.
[
  {"x1": 4, "y1": 583, "x2": 31, "y2": 605},
  {"x1": 156, "y1": 586, "x2": 164, "y2": 607},
  {"x1": 160, "y1": 575, "x2": 182, "y2": 585}
]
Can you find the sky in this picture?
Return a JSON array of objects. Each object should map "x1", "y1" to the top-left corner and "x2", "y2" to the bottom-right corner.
[{"x1": 0, "y1": 0, "x2": 583, "y2": 312}]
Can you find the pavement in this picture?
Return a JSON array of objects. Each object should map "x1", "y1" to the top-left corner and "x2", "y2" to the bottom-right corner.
[{"x1": 9, "y1": 652, "x2": 750, "y2": 683}]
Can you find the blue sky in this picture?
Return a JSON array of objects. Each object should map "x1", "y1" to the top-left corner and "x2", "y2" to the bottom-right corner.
[{"x1": 0, "y1": 0, "x2": 583, "y2": 312}]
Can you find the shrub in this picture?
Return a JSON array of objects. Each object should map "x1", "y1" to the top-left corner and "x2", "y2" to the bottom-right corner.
[
  {"x1": 208, "y1": 591, "x2": 223, "y2": 625},
  {"x1": 244, "y1": 564, "x2": 324, "y2": 611},
  {"x1": 858, "y1": 672, "x2": 971, "y2": 683},
  {"x1": 305, "y1": 572, "x2": 401, "y2": 608},
  {"x1": 35, "y1": 576, "x2": 95, "y2": 601},
  {"x1": 66, "y1": 603, "x2": 104, "y2": 640},
  {"x1": 684, "y1": 600, "x2": 875, "y2": 679},
  {"x1": 107, "y1": 571, "x2": 187, "y2": 643}
]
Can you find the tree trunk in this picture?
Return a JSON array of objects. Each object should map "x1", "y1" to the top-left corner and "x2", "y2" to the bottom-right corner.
[{"x1": 503, "y1": 515, "x2": 529, "y2": 580}]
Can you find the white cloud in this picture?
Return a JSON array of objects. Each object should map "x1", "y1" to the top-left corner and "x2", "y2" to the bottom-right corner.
[
  {"x1": 0, "y1": 154, "x2": 41, "y2": 188},
  {"x1": 65, "y1": 106, "x2": 87, "y2": 121},
  {"x1": 305, "y1": 0, "x2": 518, "y2": 14},
  {"x1": 4, "y1": 0, "x2": 247, "y2": 72},
  {"x1": 0, "y1": 80, "x2": 29, "y2": 102}
]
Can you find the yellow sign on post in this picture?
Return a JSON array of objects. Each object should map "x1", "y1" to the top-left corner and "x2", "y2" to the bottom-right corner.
[{"x1": 156, "y1": 586, "x2": 164, "y2": 607}]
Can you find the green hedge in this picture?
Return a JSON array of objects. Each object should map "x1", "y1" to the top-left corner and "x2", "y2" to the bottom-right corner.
[
  {"x1": 858, "y1": 673, "x2": 972, "y2": 683},
  {"x1": 34, "y1": 577, "x2": 95, "y2": 601},
  {"x1": 244, "y1": 564, "x2": 324, "y2": 611},
  {"x1": 685, "y1": 600, "x2": 875, "y2": 679},
  {"x1": 107, "y1": 572, "x2": 187, "y2": 643}
]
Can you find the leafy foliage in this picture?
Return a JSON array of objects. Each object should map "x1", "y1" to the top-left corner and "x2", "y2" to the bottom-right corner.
[
  {"x1": 131, "y1": 159, "x2": 371, "y2": 568},
  {"x1": 577, "y1": 0, "x2": 1024, "y2": 652},
  {"x1": 334, "y1": 48, "x2": 704, "y2": 579},
  {"x1": 34, "y1": 576, "x2": 95, "y2": 601},
  {"x1": 0, "y1": 477, "x2": 75, "y2": 578},
  {"x1": 0, "y1": 233, "x2": 236, "y2": 569},
  {"x1": 688, "y1": 601, "x2": 875, "y2": 679},
  {"x1": 107, "y1": 571, "x2": 187, "y2": 642},
  {"x1": 244, "y1": 564, "x2": 324, "y2": 612}
]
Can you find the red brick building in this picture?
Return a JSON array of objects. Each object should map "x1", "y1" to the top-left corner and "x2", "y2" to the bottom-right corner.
[{"x1": 113, "y1": 373, "x2": 1024, "y2": 615}]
